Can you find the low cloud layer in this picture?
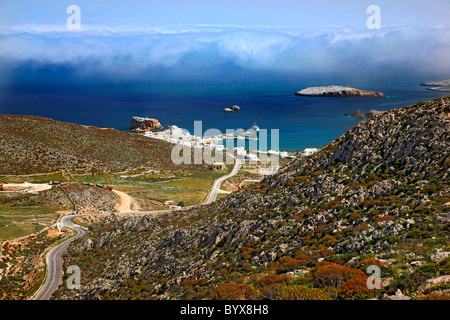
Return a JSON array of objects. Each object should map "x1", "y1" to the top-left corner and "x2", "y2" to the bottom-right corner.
[{"x1": 0, "y1": 24, "x2": 449, "y2": 87}]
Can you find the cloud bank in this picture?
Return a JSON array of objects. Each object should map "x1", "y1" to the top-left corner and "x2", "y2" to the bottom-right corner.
[{"x1": 0, "y1": 24, "x2": 449, "y2": 88}]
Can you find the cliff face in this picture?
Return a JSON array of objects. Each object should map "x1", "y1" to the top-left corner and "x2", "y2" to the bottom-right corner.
[
  {"x1": 296, "y1": 85, "x2": 385, "y2": 97},
  {"x1": 54, "y1": 96, "x2": 449, "y2": 300}
]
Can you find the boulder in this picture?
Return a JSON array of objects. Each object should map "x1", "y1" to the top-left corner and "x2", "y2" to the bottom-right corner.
[
  {"x1": 430, "y1": 250, "x2": 450, "y2": 263},
  {"x1": 384, "y1": 289, "x2": 411, "y2": 300}
]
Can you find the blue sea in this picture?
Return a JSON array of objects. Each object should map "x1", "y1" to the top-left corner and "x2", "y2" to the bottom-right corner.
[{"x1": 0, "y1": 81, "x2": 447, "y2": 151}]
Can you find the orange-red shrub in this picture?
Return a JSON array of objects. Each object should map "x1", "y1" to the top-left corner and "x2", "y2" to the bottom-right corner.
[
  {"x1": 275, "y1": 285, "x2": 332, "y2": 300},
  {"x1": 374, "y1": 215, "x2": 395, "y2": 223},
  {"x1": 318, "y1": 235, "x2": 338, "y2": 246},
  {"x1": 254, "y1": 274, "x2": 292, "y2": 299},
  {"x1": 313, "y1": 262, "x2": 365, "y2": 288},
  {"x1": 208, "y1": 283, "x2": 254, "y2": 300},
  {"x1": 358, "y1": 258, "x2": 385, "y2": 267},
  {"x1": 339, "y1": 278, "x2": 380, "y2": 300},
  {"x1": 276, "y1": 256, "x2": 308, "y2": 274}
]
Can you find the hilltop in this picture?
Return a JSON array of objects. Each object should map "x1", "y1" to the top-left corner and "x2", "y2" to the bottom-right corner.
[
  {"x1": 0, "y1": 115, "x2": 200, "y2": 175},
  {"x1": 54, "y1": 96, "x2": 449, "y2": 300}
]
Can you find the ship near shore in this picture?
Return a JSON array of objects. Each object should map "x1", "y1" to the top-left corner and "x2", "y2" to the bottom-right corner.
[{"x1": 295, "y1": 85, "x2": 385, "y2": 97}]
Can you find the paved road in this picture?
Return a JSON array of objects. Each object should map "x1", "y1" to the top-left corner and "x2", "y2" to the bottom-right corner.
[
  {"x1": 32, "y1": 210, "x2": 169, "y2": 300},
  {"x1": 203, "y1": 154, "x2": 242, "y2": 205},
  {"x1": 33, "y1": 214, "x2": 88, "y2": 300}
]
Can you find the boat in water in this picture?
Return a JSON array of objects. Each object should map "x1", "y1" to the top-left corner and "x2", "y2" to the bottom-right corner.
[
  {"x1": 225, "y1": 123, "x2": 260, "y2": 140},
  {"x1": 240, "y1": 123, "x2": 260, "y2": 137}
]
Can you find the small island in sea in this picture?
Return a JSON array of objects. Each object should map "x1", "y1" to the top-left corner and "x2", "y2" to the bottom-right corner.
[{"x1": 295, "y1": 85, "x2": 385, "y2": 97}]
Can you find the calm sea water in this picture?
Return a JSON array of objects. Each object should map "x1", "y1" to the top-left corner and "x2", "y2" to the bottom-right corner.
[{"x1": 0, "y1": 82, "x2": 446, "y2": 151}]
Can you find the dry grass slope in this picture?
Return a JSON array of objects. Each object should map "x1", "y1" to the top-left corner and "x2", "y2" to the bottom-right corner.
[{"x1": 0, "y1": 115, "x2": 201, "y2": 174}]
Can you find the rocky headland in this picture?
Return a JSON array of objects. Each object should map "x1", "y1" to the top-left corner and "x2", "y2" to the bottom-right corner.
[
  {"x1": 421, "y1": 80, "x2": 450, "y2": 93},
  {"x1": 296, "y1": 85, "x2": 385, "y2": 97},
  {"x1": 128, "y1": 116, "x2": 162, "y2": 133}
]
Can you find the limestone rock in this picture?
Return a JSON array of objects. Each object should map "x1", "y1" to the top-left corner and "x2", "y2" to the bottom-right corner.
[
  {"x1": 430, "y1": 250, "x2": 450, "y2": 263},
  {"x1": 385, "y1": 289, "x2": 411, "y2": 300},
  {"x1": 366, "y1": 110, "x2": 384, "y2": 119},
  {"x1": 418, "y1": 275, "x2": 450, "y2": 292}
]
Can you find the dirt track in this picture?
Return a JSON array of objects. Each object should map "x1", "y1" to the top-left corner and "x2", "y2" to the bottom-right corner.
[
  {"x1": 112, "y1": 190, "x2": 135, "y2": 212},
  {"x1": 0, "y1": 183, "x2": 52, "y2": 193}
]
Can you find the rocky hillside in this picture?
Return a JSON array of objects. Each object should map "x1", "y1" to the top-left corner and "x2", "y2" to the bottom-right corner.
[
  {"x1": 0, "y1": 115, "x2": 200, "y2": 174},
  {"x1": 54, "y1": 96, "x2": 449, "y2": 300},
  {"x1": 8, "y1": 183, "x2": 120, "y2": 214}
]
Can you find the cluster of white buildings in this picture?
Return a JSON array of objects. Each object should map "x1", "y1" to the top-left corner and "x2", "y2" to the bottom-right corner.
[
  {"x1": 144, "y1": 125, "x2": 226, "y2": 152},
  {"x1": 144, "y1": 125, "x2": 318, "y2": 162},
  {"x1": 299, "y1": 148, "x2": 319, "y2": 157}
]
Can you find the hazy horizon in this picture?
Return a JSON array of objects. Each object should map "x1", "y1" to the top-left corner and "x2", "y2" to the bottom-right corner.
[{"x1": 0, "y1": 1, "x2": 449, "y2": 93}]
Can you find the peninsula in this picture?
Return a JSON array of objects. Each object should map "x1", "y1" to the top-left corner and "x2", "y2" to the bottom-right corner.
[
  {"x1": 295, "y1": 85, "x2": 384, "y2": 97},
  {"x1": 421, "y1": 79, "x2": 450, "y2": 93}
]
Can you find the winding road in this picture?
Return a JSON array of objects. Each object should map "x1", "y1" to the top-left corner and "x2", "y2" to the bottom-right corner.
[
  {"x1": 33, "y1": 153, "x2": 242, "y2": 300},
  {"x1": 33, "y1": 214, "x2": 88, "y2": 300}
]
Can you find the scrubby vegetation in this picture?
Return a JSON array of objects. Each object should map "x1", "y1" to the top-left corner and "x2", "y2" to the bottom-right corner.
[{"x1": 0, "y1": 229, "x2": 74, "y2": 299}]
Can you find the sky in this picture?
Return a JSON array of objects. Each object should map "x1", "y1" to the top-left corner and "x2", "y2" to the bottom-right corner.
[
  {"x1": 0, "y1": 0, "x2": 449, "y2": 90},
  {"x1": 1, "y1": 0, "x2": 449, "y2": 28}
]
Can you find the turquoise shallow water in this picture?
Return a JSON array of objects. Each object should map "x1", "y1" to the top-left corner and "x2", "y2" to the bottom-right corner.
[{"x1": 0, "y1": 83, "x2": 446, "y2": 151}]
